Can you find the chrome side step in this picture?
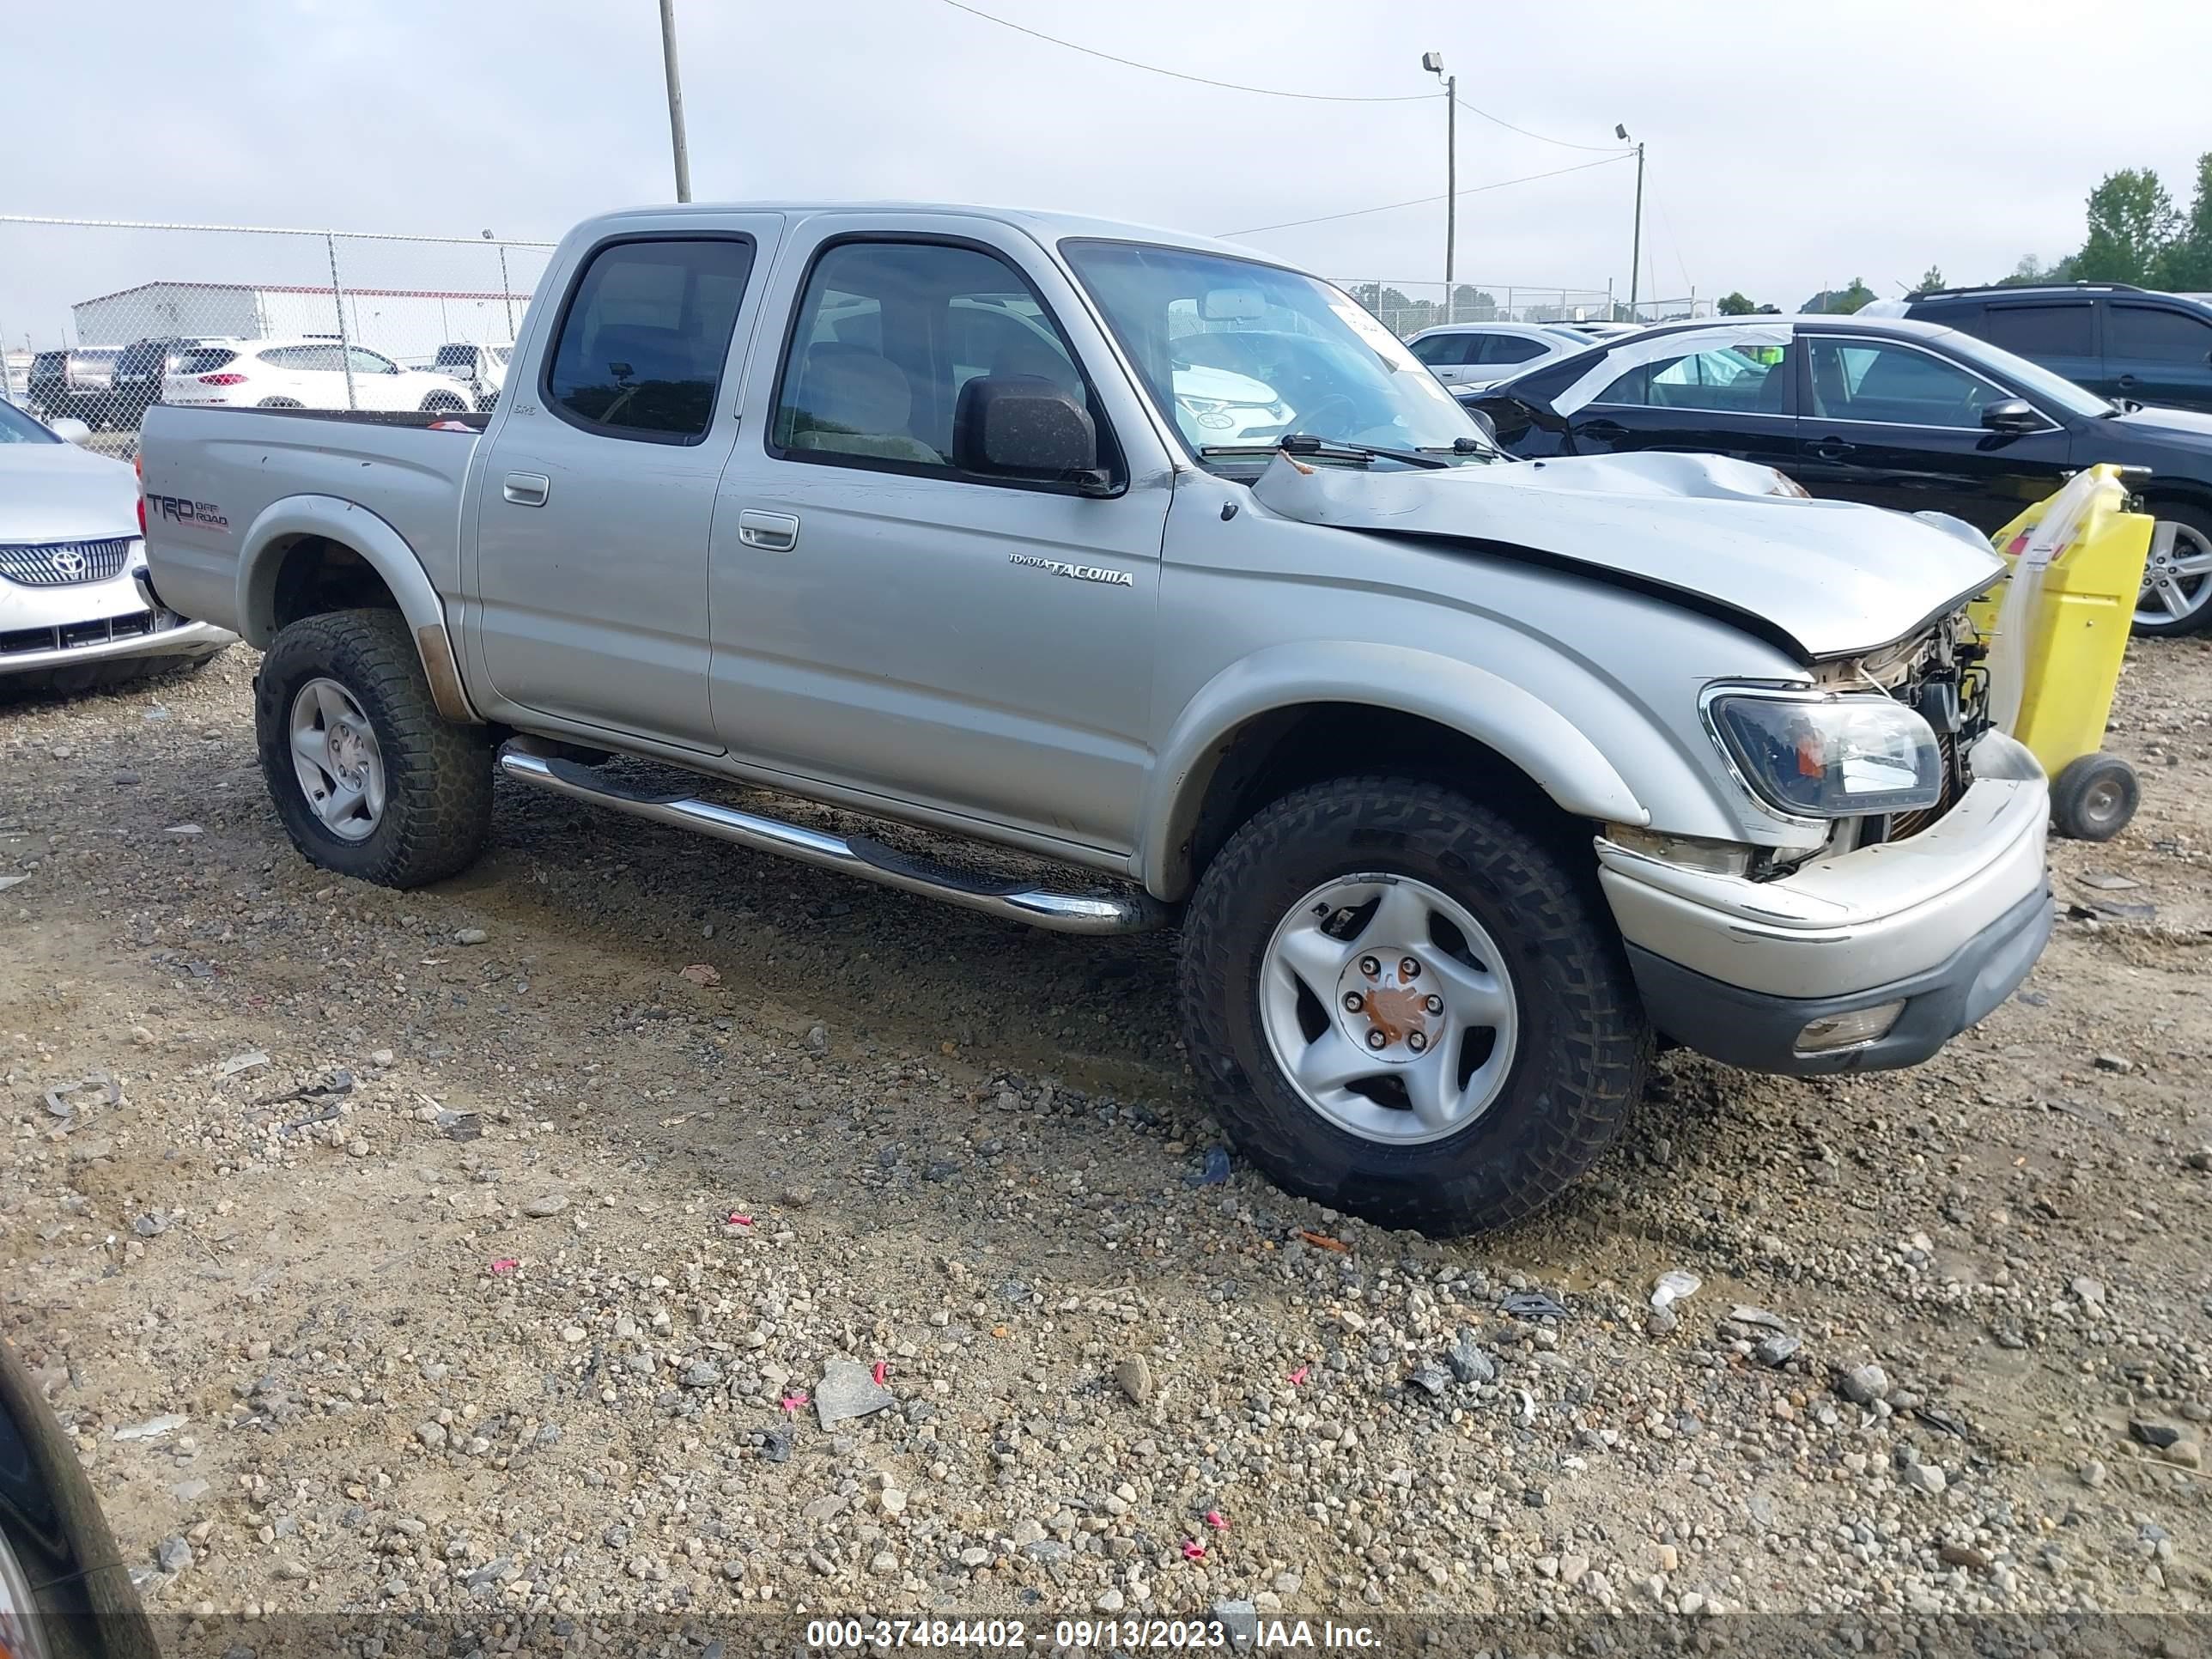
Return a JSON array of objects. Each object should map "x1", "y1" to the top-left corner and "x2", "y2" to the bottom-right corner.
[{"x1": 496, "y1": 750, "x2": 1167, "y2": 936}]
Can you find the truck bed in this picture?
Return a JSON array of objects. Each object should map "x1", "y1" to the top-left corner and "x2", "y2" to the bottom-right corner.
[{"x1": 139, "y1": 403, "x2": 484, "y2": 635}]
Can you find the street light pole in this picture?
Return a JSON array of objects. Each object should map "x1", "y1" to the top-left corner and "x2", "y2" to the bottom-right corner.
[
  {"x1": 1424, "y1": 52, "x2": 1455, "y2": 318},
  {"x1": 659, "y1": 0, "x2": 693, "y2": 203},
  {"x1": 1618, "y1": 125, "x2": 1644, "y2": 322}
]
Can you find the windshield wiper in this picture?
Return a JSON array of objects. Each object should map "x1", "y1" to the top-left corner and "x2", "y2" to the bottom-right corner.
[{"x1": 1198, "y1": 433, "x2": 1451, "y2": 470}]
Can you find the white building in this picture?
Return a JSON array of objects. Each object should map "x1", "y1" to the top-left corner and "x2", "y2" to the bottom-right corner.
[{"x1": 70, "y1": 282, "x2": 530, "y2": 360}]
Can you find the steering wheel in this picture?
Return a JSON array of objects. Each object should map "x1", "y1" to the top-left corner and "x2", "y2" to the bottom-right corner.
[{"x1": 1293, "y1": 393, "x2": 1358, "y2": 438}]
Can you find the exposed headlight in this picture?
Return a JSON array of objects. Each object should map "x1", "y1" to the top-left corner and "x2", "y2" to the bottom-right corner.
[
  {"x1": 1706, "y1": 689, "x2": 1942, "y2": 819},
  {"x1": 1176, "y1": 395, "x2": 1227, "y2": 416}
]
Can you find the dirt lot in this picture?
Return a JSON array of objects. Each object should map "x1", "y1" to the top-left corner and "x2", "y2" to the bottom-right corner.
[{"x1": 3, "y1": 635, "x2": 2209, "y2": 1648}]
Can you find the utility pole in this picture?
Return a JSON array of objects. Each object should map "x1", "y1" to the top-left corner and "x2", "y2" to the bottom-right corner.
[
  {"x1": 1618, "y1": 125, "x2": 1644, "y2": 322},
  {"x1": 1424, "y1": 53, "x2": 1455, "y2": 319},
  {"x1": 659, "y1": 0, "x2": 693, "y2": 203}
]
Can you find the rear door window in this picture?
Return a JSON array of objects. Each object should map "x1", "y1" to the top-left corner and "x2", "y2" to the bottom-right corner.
[
  {"x1": 1479, "y1": 335, "x2": 1549, "y2": 366},
  {"x1": 1979, "y1": 303, "x2": 2093, "y2": 358},
  {"x1": 544, "y1": 236, "x2": 757, "y2": 442},
  {"x1": 1595, "y1": 344, "x2": 1790, "y2": 415}
]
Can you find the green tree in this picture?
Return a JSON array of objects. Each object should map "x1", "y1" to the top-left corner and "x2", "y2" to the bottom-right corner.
[
  {"x1": 1992, "y1": 252, "x2": 2075, "y2": 287},
  {"x1": 1917, "y1": 264, "x2": 1944, "y2": 293},
  {"x1": 2074, "y1": 167, "x2": 2179, "y2": 284},
  {"x1": 1802, "y1": 278, "x2": 1877, "y2": 314},
  {"x1": 1717, "y1": 291, "x2": 1757, "y2": 315},
  {"x1": 2153, "y1": 151, "x2": 2212, "y2": 291}
]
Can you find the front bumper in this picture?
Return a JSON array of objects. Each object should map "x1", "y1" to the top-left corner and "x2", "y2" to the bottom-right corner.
[
  {"x1": 1599, "y1": 732, "x2": 2054, "y2": 1073},
  {"x1": 1, "y1": 565, "x2": 234, "y2": 676}
]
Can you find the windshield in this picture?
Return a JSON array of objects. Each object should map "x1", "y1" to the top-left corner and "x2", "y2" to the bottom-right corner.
[
  {"x1": 1061, "y1": 240, "x2": 1486, "y2": 461},
  {"x1": 1936, "y1": 327, "x2": 2114, "y2": 419},
  {"x1": 0, "y1": 399, "x2": 60, "y2": 444}
]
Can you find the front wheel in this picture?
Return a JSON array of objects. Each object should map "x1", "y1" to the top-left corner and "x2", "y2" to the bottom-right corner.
[
  {"x1": 420, "y1": 392, "x2": 465, "y2": 414},
  {"x1": 255, "y1": 609, "x2": 492, "y2": 887},
  {"x1": 1179, "y1": 778, "x2": 1650, "y2": 1236},
  {"x1": 2134, "y1": 505, "x2": 2212, "y2": 636}
]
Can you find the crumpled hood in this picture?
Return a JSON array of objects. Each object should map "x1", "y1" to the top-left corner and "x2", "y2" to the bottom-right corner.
[
  {"x1": 1251, "y1": 449, "x2": 2005, "y2": 662},
  {"x1": 0, "y1": 441, "x2": 140, "y2": 544}
]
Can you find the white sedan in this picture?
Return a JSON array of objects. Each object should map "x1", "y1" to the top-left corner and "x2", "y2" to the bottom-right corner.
[
  {"x1": 1407, "y1": 323, "x2": 1596, "y2": 389},
  {"x1": 0, "y1": 400, "x2": 233, "y2": 691},
  {"x1": 162, "y1": 338, "x2": 476, "y2": 414}
]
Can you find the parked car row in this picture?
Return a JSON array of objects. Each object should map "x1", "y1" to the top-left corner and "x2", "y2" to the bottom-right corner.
[
  {"x1": 22, "y1": 334, "x2": 506, "y2": 429},
  {"x1": 1456, "y1": 307, "x2": 2212, "y2": 635}
]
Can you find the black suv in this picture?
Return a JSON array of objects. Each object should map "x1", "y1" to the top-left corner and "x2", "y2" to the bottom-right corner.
[{"x1": 1893, "y1": 283, "x2": 2212, "y2": 414}]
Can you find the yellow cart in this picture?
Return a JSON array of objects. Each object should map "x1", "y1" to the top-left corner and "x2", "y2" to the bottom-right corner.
[{"x1": 1966, "y1": 464, "x2": 2152, "y2": 841}]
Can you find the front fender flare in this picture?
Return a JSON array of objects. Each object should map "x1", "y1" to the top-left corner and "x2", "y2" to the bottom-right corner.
[
  {"x1": 234, "y1": 494, "x2": 481, "y2": 723},
  {"x1": 1139, "y1": 640, "x2": 1649, "y2": 899}
]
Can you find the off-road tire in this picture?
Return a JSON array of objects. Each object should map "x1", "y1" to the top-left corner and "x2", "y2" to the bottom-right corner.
[
  {"x1": 255, "y1": 609, "x2": 491, "y2": 887},
  {"x1": 1179, "y1": 777, "x2": 1650, "y2": 1236}
]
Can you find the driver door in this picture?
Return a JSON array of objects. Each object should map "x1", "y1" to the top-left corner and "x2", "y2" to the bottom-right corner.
[
  {"x1": 1792, "y1": 332, "x2": 2074, "y2": 531},
  {"x1": 1551, "y1": 326, "x2": 1802, "y2": 471},
  {"x1": 708, "y1": 218, "x2": 1171, "y2": 854}
]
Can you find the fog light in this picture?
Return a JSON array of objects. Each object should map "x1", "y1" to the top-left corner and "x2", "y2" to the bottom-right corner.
[{"x1": 1795, "y1": 1000, "x2": 1906, "y2": 1055}]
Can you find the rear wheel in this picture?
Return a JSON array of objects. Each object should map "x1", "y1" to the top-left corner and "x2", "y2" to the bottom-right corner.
[
  {"x1": 420, "y1": 392, "x2": 465, "y2": 415},
  {"x1": 255, "y1": 609, "x2": 492, "y2": 887},
  {"x1": 256, "y1": 396, "x2": 301, "y2": 409},
  {"x1": 1179, "y1": 777, "x2": 1650, "y2": 1236},
  {"x1": 2133, "y1": 504, "x2": 2212, "y2": 636}
]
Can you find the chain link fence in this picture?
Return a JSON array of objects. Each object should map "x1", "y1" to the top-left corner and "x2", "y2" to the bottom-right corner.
[
  {"x1": 1332, "y1": 278, "x2": 1711, "y2": 337},
  {"x1": 0, "y1": 216, "x2": 556, "y2": 454}
]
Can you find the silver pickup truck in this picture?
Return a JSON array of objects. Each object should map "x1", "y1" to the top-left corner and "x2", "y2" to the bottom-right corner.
[{"x1": 139, "y1": 202, "x2": 2053, "y2": 1234}]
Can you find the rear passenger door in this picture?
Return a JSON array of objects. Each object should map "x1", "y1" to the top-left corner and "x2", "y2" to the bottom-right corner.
[
  {"x1": 2104, "y1": 301, "x2": 2212, "y2": 412},
  {"x1": 1551, "y1": 329, "x2": 1802, "y2": 471},
  {"x1": 709, "y1": 217, "x2": 1172, "y2": 855},
  {"x1": 469, "y1": 217, "x2": 781, "y2": 749},
  {"x1": 1974, "y1": 300, "x2": 2101, "y2": 394}
]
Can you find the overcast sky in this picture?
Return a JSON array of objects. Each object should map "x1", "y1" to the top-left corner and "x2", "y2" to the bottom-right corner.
[{"x1": 8, "y1": 0, "x2": 2211, "y2": 349}]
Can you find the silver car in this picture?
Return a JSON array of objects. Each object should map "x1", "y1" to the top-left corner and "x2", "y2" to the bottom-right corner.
[{"x1": 0, "y1": 403, "x2": 232, "y2": 692}]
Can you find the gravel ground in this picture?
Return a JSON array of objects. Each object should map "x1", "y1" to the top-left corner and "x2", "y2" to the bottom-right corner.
[{"x1": 3, "y1": 636, "x2": 2209, "y2": 1647}]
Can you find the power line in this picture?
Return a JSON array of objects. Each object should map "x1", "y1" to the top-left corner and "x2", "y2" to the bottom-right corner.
[
  {"x1": 933, "y1": 0, "x2": 1433, "y2": 101},
  {"x1": 1220, "y1": 154, "x2": 1633, "y2": 238},
  {"x1": 1455, "y1": 95, "x2": 1630, "y2": 154}
]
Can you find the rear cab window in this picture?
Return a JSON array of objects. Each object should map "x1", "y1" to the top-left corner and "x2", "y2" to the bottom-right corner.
[{"x1": 544, "y1": 236, "x2": 757, "y2": 443}]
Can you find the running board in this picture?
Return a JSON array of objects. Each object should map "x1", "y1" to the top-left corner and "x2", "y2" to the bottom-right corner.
[{"x1": 496, "y1": 750, "x2": 1166, "y2": 936}]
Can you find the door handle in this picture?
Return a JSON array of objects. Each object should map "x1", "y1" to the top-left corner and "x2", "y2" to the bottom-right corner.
[
  {"x1": 737, "y1": 509, "x2": 800, "y2": 551},
  {"x1": 502, "y1": 471, "x2": 550, "y2": 507},
  {"x1": 2115, "y1": 374, "x2": 2139, "y2": 391},
  {"x1": 1810, "y1": 438, "x2": 1856, "y2": 461},
  {"x1": 1580, "y1": 419, "x2": 1629, "y2": 441}
]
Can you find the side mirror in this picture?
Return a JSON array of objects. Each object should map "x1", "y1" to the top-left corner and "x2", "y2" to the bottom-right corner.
[
  {"x1": 1980, "y1": 398, "x2": 2042, "y2": 434},
  {"x1": 952, "y1": 374, "x2": 1103, "y2": 488},
  {"x1": 49, "y1": 416, "x2": 92, "y2": 445}
]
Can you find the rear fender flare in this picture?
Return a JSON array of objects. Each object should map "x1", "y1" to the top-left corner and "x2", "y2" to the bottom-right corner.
[{"x1": 234, "y1": 494, "x2": 480, "y2": 723}]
